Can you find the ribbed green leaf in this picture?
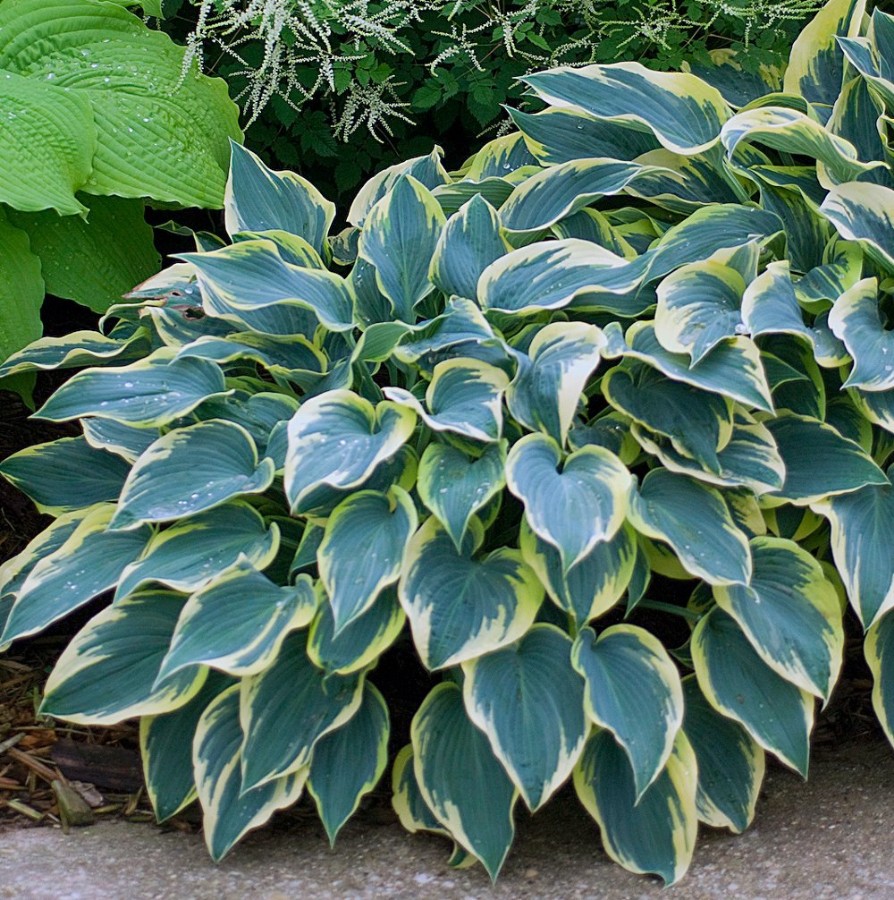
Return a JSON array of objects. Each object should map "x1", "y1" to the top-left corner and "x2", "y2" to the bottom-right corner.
[
  {"x1": 692, "y1": 608, "x2": 814, "y2": 775},
  {"x1": 0, "y1": 215, "x2": 44, "y2": 364},
  {"x1": 308, "y1": 682, "x2": 390, "y2": 844},
  {"x1": 463, "y1": 625, "x2": 587, "y2": 811},
  {"x1": 398, "y1": 517, "x2": 543, "y2": 670},
  {"x1": 318, "y1": 487, "x2": 417, "y2": 633},
  {"x1": 110, "y1": 421, "x2": 275, "y2": 529},
  {"x1": 507, "y1": 433, "x2": 631, "y2": 571},
  {"x1": 573, "y1": 729, "x2": 697, "y2": 886},
  {"x1": 412, "y1": 682, "x2": 518, "y2": 879},
  {"x1": 629, "y1": 469, "x2": 751, "y2": 585},
  {"x1": 41, "y1": 590, "x2": 205, "y2": 725},
  {"x1": 572, "y1": 625, "x2": 684, "y2": 798}
]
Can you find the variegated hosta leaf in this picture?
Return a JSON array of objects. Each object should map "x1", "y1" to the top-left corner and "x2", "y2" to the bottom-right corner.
[
  {"x1": 838, "y1": 11, "x2": 894, "y2": 113},
  {"x1": 398, "y1": 517, "x2": 543, "y2": 670},
  {"x1": 40, "y1": 590, "x2": 206, "y2": 725},
  {"x1": 821, "y1": 182, "x2": 894, "y2": 272},
  {"x1": 318, "y1": 487, "x2": 417, "y2": 633},
  {"x1": 35, "y1": 355, "x2": 229, "y2": 426},
  {"x1": 156, "y1": 566, "x2": 317, "y2": 682},
  {"x1": 464, "y1": 131, "x2": 537, "y2": 179},
  {"x1": 628, "y1": 469, "x2": 751, "y2": 585},
  {"x1": 607, "y1": 322, "x2": 774, "y2": 413},
  {"x1": 140, "y1": 672, "x2": 234, "y2": 822},
  {"x1": 284, "y1": 390, "x2": 416, "y2": 515},
  {"x1": 462, "y1": 625, "x2": 588, "y2": 811},
  {"x1": 412, "y1": 682, "x2": 518, "y2": 879},
  {"x1": 182, "y1": 240, "x2": 354, "y2": 334},
  {"x1": 603, "y1": 363, "x2": 734, "y2": 470},
  {"x1": 115, "y1": 502, "x2": 278, "y2": 601},
  {"x1": 308, "y1": 681, "x2": 390, "y2": 844},
  {"x1": 865, "y1": 611, "x2": 894, "y2": 749},
  {"x1": 239, "y1": 632, "x2": 364, "y2": 790},
  {"x1": 0, "y1": 436, "x2": 130, "y2": 514},
  {"x1": 682, "y1": 675, "x2": 765, "y2": 834},
  {"x1": 828, "y1": 278, "x2": 894, "y2": 391},
  {"x1": 692, "y1": 608, "x2": 814, "y2": 775},
  {"x1": 416, "y1": 441, "x2": 506, "y2": 552},
  {"x1": 812, "y1": 474, "x2": 894, "y2": 628},
  {"x1": 429, "y1": 195, "x2": 507, "y2": 301},
  {"x1": 1, "y1": 505, "x2": 150, "y2": 648},
  {"x1": 499, "y1": 158, "x2": 654, "y2": 234},
  {"x1": 384, "y1": 359, "x2": 509, "y2": 443},
  {"x1": 519, "y1": 520, "x2": 637, "y2": 625},
  {"x1": 478, "y1": 239, "x2": 646, "y2": 317},
  {"x1": 391, "y1": 744, "x2": 450, "y2": 837},
  {"x1": 573, "y1": 729, "x2": 698, "y2": 886},
  {"x1": 175, "y1": 332, "x2": 326, "y2": 381},
  {"x1": 109, "y1": 421, "x2": 275, "y2": 530},
  {"x1": 713, "y1": 537, "x2": 843, "y2": 700},
  {"x1": 0, "y1": 329, "x2": 148, "y2": 379},
  {"x1": 505, "y1": 321, "x2": 604, "y2": 446},
  {"x1": 82, "y1": 418, "x2": 158, "y2": 465},
  {"x1": 358, "y1": 175, "x2": 446, "y2": 322},
  {"x1": 764, "y1": 412, "x2": 887, "y2": 505},
  {"x1": 654, "y1": 260, "x2": 746, "y2": 363},
  {"x1": 507, "y1": 434, "x2": 631, "y2": 572},
  {"x1": 308, "y1": 586, "x2": 405, "y2": 675},
  {"x1": 523, "y1": 62, "x2": 730, "y2": 156},
  {"x1": 572, "y1": 625, "x2": 684, "y2": 799},
  {"x1": 194, "y1": 684, "x2": 308, "y2": 861},
  {"x1": 225, "y1": 144, "x2": 335, "y2": 253}
]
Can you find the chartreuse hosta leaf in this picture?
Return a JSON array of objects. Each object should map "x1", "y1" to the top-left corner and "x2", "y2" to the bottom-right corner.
[
  {"x1": 0, "y1": 437, "x2": 130, "y2": 514},
  {"x1": 385, "y1": 359, "x2": 509, "y2": 443},
  {"x1": 1, "y1": 505, "x2": 150, "y2": 648},
  {"x1": 573, "y1": 729, "x2": 698, "y2": 886},
  {"x1": 523, "y1": 62, "x2": 730, "y2": 156},
  {"x1": 182, "y1": 240, "x2": 354, "y2": 335},
  {"x1": 417, "y1": 441, "x2": 506, "y2": 552},
  {"x1": 764, "y1": 412, "x2": 887, "y2": 505},
  {"x1": 812, "y1": 474, "x2": 894, "y2": 628},
  {"x1": 40, "y1": 590, "x2": 206, "y2": 725},
  {"x1": 225, "y1": 144, "x2": 335, "y2": 254},
  {"x1": 572, "y1": 625, "x2": 684, "y2": 799},
  {"x1": 109, "y1": 421, "x2": 275, "y2": 530},
  {"x1": 140, "y1": 672, "x2": 234, "y2": 823},
  {"x1": 285, "y1": 390, "x2": 416, "y2": 515},
  {"x1": 399, "y1": 517, "x2": 543, "y2": 670},
  {"x1": 239, "y1": 632, "x2": 365, "y2": 790},
  {"x1": 629, "y1": 469, "x2": 751, "y2": 585},
  {"x1": 604, "y1": 363, "x2": 734, "y2": 470},
  {"x1": 318, "y1": 487, "x2": 417, "y2": 633},
  {"x1": 865, "y1": 611, "x2": 894, "y2": 748},
  {"x1": 462, "y1": 625, "x2": 587, "y2": 811},
  {"x1": 34, "y1": 355, "x2": 229, "y2": 427},
  {"x1": 429, "y1": 195, "x2": 507, "y2": 301},
  {"x1": 115, "y1": 502, "x2": 278, "y2": 601},
  {"x1": 412, "y1": 682, "x2": 518, "y2": 879},
  {"x1": 828, "y1": 278, "x2": 894, "y2": 391},
  {"x1": 479, "y1": 239, "x2": 646, "y2": 317},
  {"x1": 155, "y1": 566, "x2": 317, "y2": 683},
  {"x1": 653, "y1": 260, "x2": 745, "y2": 364},
  {"x1": 714, "y1": 537, "x2": 843, "y2": 700},
  {"x1": 821, "y1": 183, "x2": 894, "y2": 272},
  {"x1": 520, "y1": 520, "x2": 637, "y2": 625},
  {"x1": 358, "y1": 175, "x2": 446, "y2": 322},
  {"x1": 308, "y1": 681, "x2": 390, "y2": 844},
  {"x1": 506, "y1": 322, "x2": 604, "y2": 446},
  {"x1": 308, "y1": 586, "x2": 405, "y2": 675},
  {"x1": 507, "y1": 434, "x2": 631, "y2": 572},
  {"x1": 682, "y1": 676, "x2": 765, "y2": 834},
  {"x1": 693, "y1": 608, "x2": 814, "y2": 775},
  {"x1": 194, "y1": 684, "x2": 308, "y2": 861},
  {"x1": 607, "y1": 322, "x2": 774, "y2": 413}
]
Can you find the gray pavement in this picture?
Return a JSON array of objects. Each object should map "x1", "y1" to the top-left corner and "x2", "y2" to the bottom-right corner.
[{"x1": 1, "y1": 735, "x2": 892, "y2": 899}]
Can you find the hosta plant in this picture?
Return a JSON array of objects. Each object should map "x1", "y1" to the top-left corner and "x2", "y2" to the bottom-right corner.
[
  {"x1": 0, "y1": 0, "x2": 241, "y2": 383},
  {"x1": 4, "y1": 0, "x2": 894, "y2": 883}
]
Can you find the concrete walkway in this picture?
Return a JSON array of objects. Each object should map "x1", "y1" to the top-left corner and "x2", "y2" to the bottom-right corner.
[{"x1": 1, "y1": 735, "x2": 892, "y2": 900}]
